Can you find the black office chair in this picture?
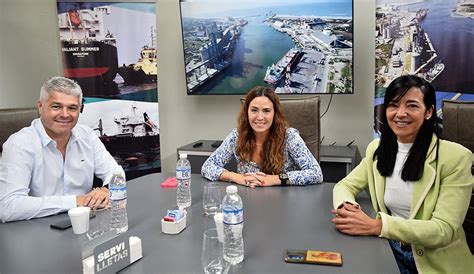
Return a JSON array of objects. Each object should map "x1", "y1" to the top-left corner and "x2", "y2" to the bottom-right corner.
[
  {"x1": 442, "y1": 100, "x2": 474, "y2": 254},
  {"x1": 442, "y1": 100, "x2": 474, "y2": 172},
  {"x1": 0, "y1": 107, "x2": 38, "y2": 154}
]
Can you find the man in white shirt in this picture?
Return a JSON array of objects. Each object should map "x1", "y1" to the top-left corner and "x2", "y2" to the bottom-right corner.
[{"x1": 0, "y1": 76, "x2": 124, "y2": 222}]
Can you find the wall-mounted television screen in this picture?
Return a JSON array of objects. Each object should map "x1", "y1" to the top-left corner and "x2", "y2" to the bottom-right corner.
[{"x1": 179, "y1": 0, "x2": 353, "y2": 95}]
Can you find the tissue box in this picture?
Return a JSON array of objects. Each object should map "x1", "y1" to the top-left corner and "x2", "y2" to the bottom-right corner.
[{"x1": 161, "y1": 214, "x2": 186, "y2": 234}]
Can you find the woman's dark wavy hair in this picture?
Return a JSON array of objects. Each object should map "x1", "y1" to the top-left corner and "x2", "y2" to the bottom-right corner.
[
  {"x1": 236, "y1": 86, "x2": 289, "y2": 174},
  {"x1": 375, "y1": 75, "x2": 439, "y2": 181}
]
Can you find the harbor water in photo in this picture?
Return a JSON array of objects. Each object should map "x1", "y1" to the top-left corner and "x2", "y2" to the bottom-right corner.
[{"x1": 181, "y1": 0, "x2": 353, "y2": 94}]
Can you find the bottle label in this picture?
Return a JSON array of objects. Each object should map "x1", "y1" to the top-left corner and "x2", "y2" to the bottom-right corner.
[
  {"x1": 176, "y1": 168, "x2": 191, "y2": 180},
  {"x1": 110, "y1": 185, "x2": 127, "y2": 200},
  {"x1": 222, "y1": 208, "x2": 243, "y2": 225}
]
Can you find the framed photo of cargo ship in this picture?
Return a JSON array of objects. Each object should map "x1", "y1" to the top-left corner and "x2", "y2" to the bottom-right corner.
[
  {"x1": 57, "y1": 1, "x2": 160, "y2": 179},
  {"x1": 179, "y1": 0, "x2": 354, "y2": 95},
  {"x1": 57, "y1": 1, "x2": 157, "y2": 100},
  {"x1": 78, "y1": 99, "x2": 160, "y2": 180}
]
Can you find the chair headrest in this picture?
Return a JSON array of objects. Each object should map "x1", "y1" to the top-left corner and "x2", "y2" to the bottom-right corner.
[
  {"x1": 442, "y1": 100, "x2": 474, "y2": 153},
  {"x1": 0, "y1": 107, "x2": 38, "y2": 152}
]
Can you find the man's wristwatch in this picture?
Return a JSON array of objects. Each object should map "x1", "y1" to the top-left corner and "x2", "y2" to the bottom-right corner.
[{"x1": 279, "y1": 173, "x2": 289, "y2": 186}]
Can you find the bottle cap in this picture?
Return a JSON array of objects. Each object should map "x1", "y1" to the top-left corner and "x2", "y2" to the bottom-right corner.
[
  {"x1": 226, "y1": 185, "x2": 237, "y2": 194},
  {"x1": 179, "y1": 153, "x2": 188, "y2": 159}
]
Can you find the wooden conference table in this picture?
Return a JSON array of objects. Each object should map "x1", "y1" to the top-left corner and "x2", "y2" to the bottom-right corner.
[{"x1": 0, "y1": 173, "x2": 398, "y2": 273}]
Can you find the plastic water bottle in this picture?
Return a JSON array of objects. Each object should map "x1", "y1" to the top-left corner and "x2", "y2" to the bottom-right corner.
[
  {"x1": 222, "y1": 185, "x2": 244, "y2": 265},
  {"x1": 176, "y1": 153, "x2": 192, "y2": 209},
  {"x1": 109, "y1": 173, "x2": 128, "y2": 234}
]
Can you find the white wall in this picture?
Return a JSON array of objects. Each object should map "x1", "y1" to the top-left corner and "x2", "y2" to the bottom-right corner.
[
  {"x1": 0, "y1": 0, "x2": 62, "y2": 108},
  {"x1": 0, "y1": 0, "x2": 375, "y2": 173}
]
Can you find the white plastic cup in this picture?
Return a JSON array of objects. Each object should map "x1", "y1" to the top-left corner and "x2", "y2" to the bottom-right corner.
[
  {"x1": 68, "y1": 207, "x2": 91, "y2": 234},
  {"x1": 213, "y1": 212, "x2": 224, "y2": 243}
]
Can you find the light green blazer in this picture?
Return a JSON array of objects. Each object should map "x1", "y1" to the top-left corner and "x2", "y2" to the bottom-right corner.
[{"x1": 333, "y1": 135, "x2": 474, "y2": 273}]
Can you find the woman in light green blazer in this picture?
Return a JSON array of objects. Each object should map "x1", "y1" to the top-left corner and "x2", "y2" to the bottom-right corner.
[{"x1": 332, "y1": 75, "x2": 473, "y2": 273}]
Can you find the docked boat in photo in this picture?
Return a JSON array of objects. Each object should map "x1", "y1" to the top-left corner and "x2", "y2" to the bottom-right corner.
[
  {"x1": 118, "y1": 27, "x2": 157, "y2": 85},
  {"x1": 264, "y1": 48, "x2": 303, "y2": 85},
  {"x1": 416, "y1": 8, "x2": 428, "y2": 21},
  {"x1": 58, "y1": 5, "x2": 118, "y2": 96},
  {"x1": 94, "y1": 104, "x2": 160, "y2": 171},
  {"x1": 426, "y1": 61, "x2": 445, "y2": 82}
]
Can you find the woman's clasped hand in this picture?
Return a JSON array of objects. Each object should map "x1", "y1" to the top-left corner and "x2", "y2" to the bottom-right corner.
[
  {"x1": 230, "y1": 172, "x2": 285, "y2": 188},
  {"x1": 331, "y1": 202, "x2": 382, "y2": 236}
]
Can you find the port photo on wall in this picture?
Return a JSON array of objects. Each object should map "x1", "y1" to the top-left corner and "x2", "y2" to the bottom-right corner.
[
  {"x1": 179, "y1": 0, "x2": 353, "y2": 94},
  {"x1": 78, "y1": 100, "x2": 160, "y2": 179},
  {"x1": 57, "y1": 1, "x2": 157, "y2": 101},
  {"x1": 374, "y1": 0, "x2": 474, "y2": 135},
  {"x1": 57, "y1": 1, "x2": 160, "y2": 179}
]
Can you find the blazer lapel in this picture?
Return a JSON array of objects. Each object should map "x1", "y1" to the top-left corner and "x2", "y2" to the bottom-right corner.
[
  {"x1": 373, "y1": 159, "x2": 388, "y2": 213},
  {"x1": 410, "y1": 135, "x2": 438, "y2": 219},
  {"x1": 410, "y1": 164, "x2": 436, "y2": 218}
]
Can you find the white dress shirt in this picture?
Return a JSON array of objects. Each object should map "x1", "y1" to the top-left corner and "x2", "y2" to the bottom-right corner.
[{"x1": 0, "y1": 118, "x2": 124, "y2": 222}]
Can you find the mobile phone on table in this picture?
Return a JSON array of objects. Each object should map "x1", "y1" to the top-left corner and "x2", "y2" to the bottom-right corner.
[
  {"x1": 284, "y1": 249, "x2": 343, "y2": 266},
  {"x1": 50, "y1": 218, "x2": 73, "y2": 230},
  {"x1": 50, "y1": 214, "x2": 95, "y2": 230}
]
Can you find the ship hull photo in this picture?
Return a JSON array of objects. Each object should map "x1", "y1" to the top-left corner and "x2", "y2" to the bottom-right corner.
[
  {"x1": 100, "y1": 134, "x2": 160, "y2": 156},
  {"x1": 61, "y1": 40, "x2": 118, "y2": 96},
  {"x1": 100, "y1": 134, "x2": 160, "y2": 172},
  {"x1": 118, "y1": 66, "x2": 157, "y2": 85}
]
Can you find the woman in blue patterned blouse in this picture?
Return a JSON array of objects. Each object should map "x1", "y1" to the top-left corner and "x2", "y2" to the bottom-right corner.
[{"x1": 201, "y1": 86, "x2": 323, "y2": 188}]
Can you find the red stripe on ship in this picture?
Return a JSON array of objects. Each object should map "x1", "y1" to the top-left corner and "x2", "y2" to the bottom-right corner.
[{"x1": 63, "y1": 67, "x2": 109, "y2": 78}]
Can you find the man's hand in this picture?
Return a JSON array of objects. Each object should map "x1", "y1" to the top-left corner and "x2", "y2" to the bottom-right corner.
[
  {"x1": 331, "y1": 202, "x2": 382, "y2": 236},
  {"x1": 76, "y1": 187, "x2": 109, "y2": 209}
]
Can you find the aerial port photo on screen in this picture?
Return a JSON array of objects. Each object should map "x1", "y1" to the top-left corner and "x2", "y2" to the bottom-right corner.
[{"x1": 179, "y1": 0, "x2": 353, "y2": 94}]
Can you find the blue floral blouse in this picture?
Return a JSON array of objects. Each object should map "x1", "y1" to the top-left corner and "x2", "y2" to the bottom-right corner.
[{"x1": 201, "y1": 128, "x2": 323, "y2": 185}]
